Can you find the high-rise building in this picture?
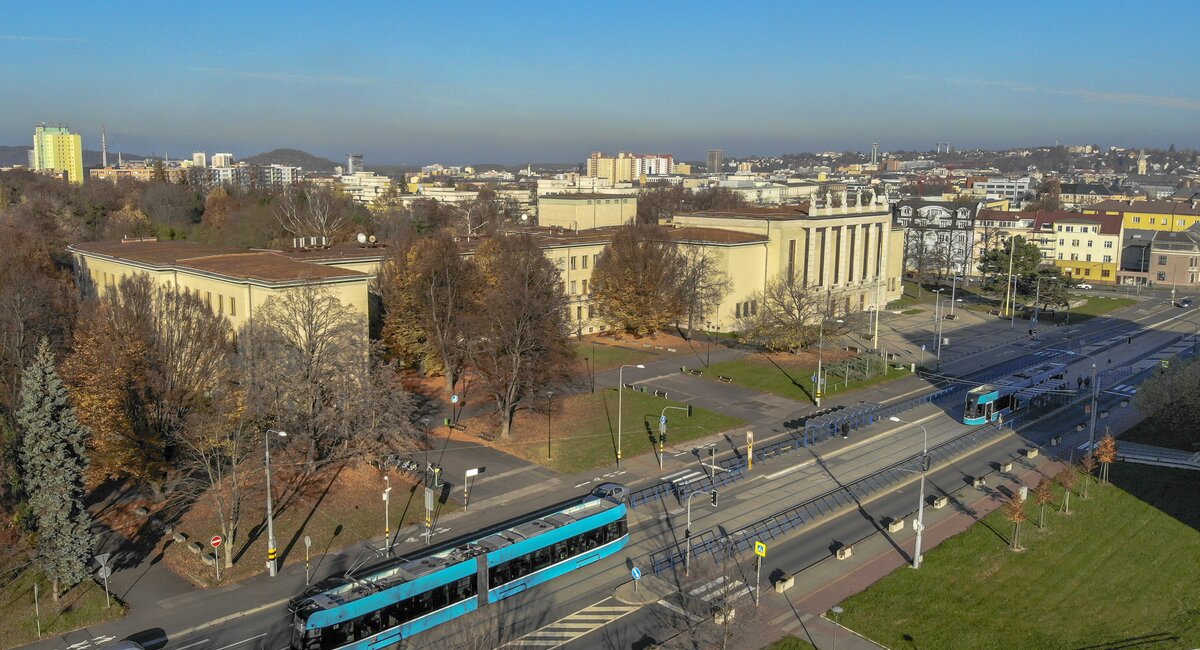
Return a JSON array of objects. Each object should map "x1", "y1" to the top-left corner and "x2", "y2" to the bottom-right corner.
[
  {"x1": 212, "y1": 153, "x2": 235, "y2": 167},
  {"x1": 347, "y1": 153, "x2": 364, "y2": 175},
  {"x1": 707, "y1": 149, "x2": 724, "y2": 175},
  {"x1": 32, "y1": 124, "x2": 84, "y2": 184},
  {"x1": 584, "y1": 151, "x2": 674, "y2": 183},
  {"x1": 192, "y1": 152, "x2": 207, "y2": 168}
]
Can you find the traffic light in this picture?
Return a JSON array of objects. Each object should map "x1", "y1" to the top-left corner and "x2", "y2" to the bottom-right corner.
[
  {"x1": 710, "y1": 490, "x2": 719, "y2": 507},
  {"x1": 1127, "y1": 336, "x2": 1133, "y2": 344},
  {"x1": 1028, "y1": 329, "x2": 1034, "y2": 337}
]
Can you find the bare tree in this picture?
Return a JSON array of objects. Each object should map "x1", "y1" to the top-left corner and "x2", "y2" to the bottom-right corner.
[
  {"x1": 1004, "y1": 495, "x2": 1027, "y2": 550},
  {"x1": 1034, "y1": 477, "x2": 1053, "y2": 529},
  {"x1": 274, "y1": 185, "x2": 349, "y2": 240},
  {"x1": 469, "y1": 235, "x2": 572, "y2": 441},
  {"x1": 739, "y1": 277, "x2": 835, "y2": 352},
  {"x1": 676, "y1": 245, "x2": 731, "y2": 340},
  {"x1": 1079, "y1": 454, "x2": 1096, "y2": 499},
  {"x1": 1055, "y1": 467, "x2": 1076, "y2": 514},
  {"x1": 243, "y1": 284, "x2": 367, "y2": 469}
]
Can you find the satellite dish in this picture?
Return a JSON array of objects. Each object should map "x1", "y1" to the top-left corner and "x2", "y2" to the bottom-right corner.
[
  {"x1": 368, "y1": 235, "x2": 377, "y2": 243},
  {"x1": 357, "y1": 232, "x2": 367, "y2": 244}
]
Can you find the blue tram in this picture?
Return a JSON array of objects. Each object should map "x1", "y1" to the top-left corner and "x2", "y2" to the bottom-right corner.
[
  {"x1": 289, "y1": 484, "x2": 629, "y2": 650},
  {"x1": 963, "y1": 362, "x2": 1067, "y2": 425}
]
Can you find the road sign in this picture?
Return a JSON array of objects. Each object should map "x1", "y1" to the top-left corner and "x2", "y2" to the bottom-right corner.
[
  {"x1": 1161, "y1": 359, "x2": 1170, "y2": 369},
  {"x1": 95, "y1": 553, "x2": 110, "y2": 567},
  {"x1": 210, "y1": 535, "x2": 223, "y2": 548},
  {"x1": 304, "y1": 535, "x2": 312, "y2": 549},
  {"x1": 451, "y1": 393, "x2": 460, "y2": 404},
  {"x1": 425, "y1": 486, "x2": 435, "y2": 512},
  {"x1": 97, "y1": 565, "x2": 112, "y2": 579},
  {"x1": 921, "y1": 344, "x2": 926, "y2": 351},
  {"x1": 810, "y1": 373, "x2": 818, "y2": 384},
  {"x1": 465, "y1": 467, "x2": 480, "y2": 478},
  {"x1": 754, "y1": 541, "x2": 767, "y2": 557},
  {"x1": 659, "y1": 420, "x2": 666, "y2": 435},
  {"x1": 660, "y1": 414, "x2": 667, "y2": 425},
  {"x1": 631, "y1": 567, "x2": 642, "y2": 581}
]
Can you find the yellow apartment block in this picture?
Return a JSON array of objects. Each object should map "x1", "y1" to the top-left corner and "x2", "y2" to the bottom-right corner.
[
  {"x1": 69, "y1": 240, "x2": 372, "y2": 337},
  {"x1": 1084, "y1": 199, "x2": 1200, "y2": 233}
]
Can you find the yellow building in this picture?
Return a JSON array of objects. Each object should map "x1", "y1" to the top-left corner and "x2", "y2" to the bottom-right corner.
[
  {"x1": 1036, "y1": 212, "x2": 1123, "y2": 283},
  {"x1": 1083, "y1": 199, "x2": 1200, "y2": 233},
  {"x1": 69, "y1": 239, "x2": 372, "y2": 336},
  {"x1": 33, "y1": 124, "x2": 84, "y2": 184},
  {"x1": 538, "y1": 193, "x2": 637, "y2": 230},
  {"x1": 670, "y1": 203, "x2": 905, "y2": 324}
]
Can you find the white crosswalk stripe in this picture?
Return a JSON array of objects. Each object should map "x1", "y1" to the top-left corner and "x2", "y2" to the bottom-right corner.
[
  {"x1": 666, "y1": 470, "x2": 705, "y2": 486},
  {"x1": 1105, "y1": 384, "x2": 1137, "y2": 396},
  {"x1": 688, "y1": 575, "x2": 755, "y2": 606},
  {"x1": 505, "y1": 599, "x2": 640, "y2": 648}
]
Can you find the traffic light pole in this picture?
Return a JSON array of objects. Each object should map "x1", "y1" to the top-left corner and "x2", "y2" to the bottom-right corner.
[{"x1": 685, "y1": 489, "x2": 717, "y2": 577}]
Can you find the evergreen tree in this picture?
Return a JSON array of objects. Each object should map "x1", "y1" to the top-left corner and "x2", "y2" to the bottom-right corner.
[{"x1": 15, "y1": 339, "x2": 93, "y2": 600}]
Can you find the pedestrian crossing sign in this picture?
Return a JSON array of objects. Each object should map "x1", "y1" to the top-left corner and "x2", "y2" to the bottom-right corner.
[
  {"x1": 1161, "y1": 359, "x2": 1169, "y2": 369},
  {"x1": 754, "y1": 541, "x2": 767, "y2": 557}
]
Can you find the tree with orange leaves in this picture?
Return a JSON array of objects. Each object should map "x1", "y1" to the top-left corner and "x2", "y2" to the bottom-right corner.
[
  {"x1": 1004, "y1": 495, "x2": 1027, "y2": 550},
  {"x1": 1033, "y1": 477, "x2": 1053, "y2": 529},
  {"x1": 1094, "y1": 434, "x2": 1118, "y2": 484}
]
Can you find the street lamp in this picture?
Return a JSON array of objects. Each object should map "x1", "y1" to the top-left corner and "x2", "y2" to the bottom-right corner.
[
  {"x1": 546, "y1": 391, "x2": 554, "y2": 460},
  {"x1": 830, "y1": 605, "x2": 845, "y2": 650},
  {"x1": 617, "y1": 364, "x2": 645, "y2": 468},
  {"x1": 889, "y1": 416, "x2": 928, "y2": 569},
  {"x1": 265, "y1": 428, "x2": 288, "y2": 577},
  {"x1": 815, "y1": 317, "x2": 844, "y2": 407},
  {"x1": 383, "y1": 475, "x2": 392, "y2": 555},
  {"x1": 1048, "y1": 349, "x2": 1100, "y2": 455},
  {"x1": 685, "y1": 489, "x2": 718, "y2": 576}
]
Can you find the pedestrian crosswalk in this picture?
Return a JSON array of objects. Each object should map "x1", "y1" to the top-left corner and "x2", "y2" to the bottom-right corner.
[
  {"x1": 663, "y1": 469, "x2": 706, "y2": 487},
  {"x1": 1105, "y1": 383, "x2": 1138, "y2": 397},
  {"x1": 506, "y1": 599, "x2": 640, "y2": 647},
  {"x1": 689, "y1": 575, "x2": 755, "y2": 607}
]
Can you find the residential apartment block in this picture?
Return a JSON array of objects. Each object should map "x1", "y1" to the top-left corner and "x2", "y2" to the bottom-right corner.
[
  {"x1": 585, "y1": 151, "x2": 674, "y2": 183},
  {"x1": 32, "y1": 124, "x2": 84, "y2": 184}
]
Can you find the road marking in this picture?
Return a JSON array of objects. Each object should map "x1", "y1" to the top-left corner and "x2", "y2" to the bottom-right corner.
[
  {"x1": 173, "y1": 640, "x2": 209, "y2": 650},
  {"x1": 573, "y1": 481, "x2": 592, "y2": 488},
  {"x1": 504, "y1": 598, "x2": 639, "y2": 648},
  {"x1": 213, "y1": 633, "x2": 267, "y2": 650},
  {"x1": 169, "y1": 599, "x2": 290, "y2": 638},
  {"x1": 656, "y1": 598, "x2": 704, "y2": 622}
]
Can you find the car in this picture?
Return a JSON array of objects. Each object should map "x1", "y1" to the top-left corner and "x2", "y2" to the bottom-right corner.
[
  {"x1": 1076, "y1": 283, "x2": 1093, "y2": 290},
  {"x1": 1178, "y1": 298, "x2": 1193, "y2": 308}
]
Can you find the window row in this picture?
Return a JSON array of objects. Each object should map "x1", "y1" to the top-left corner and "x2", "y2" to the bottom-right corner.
[
  {"x1": 735, "y1": 300, "x2": 758, "y2": 319},
  {"x1": 488, "y1": 519, "x2": 626, "y2": 589},
  {"x1": 304, "y1": 575, "x2": 477, "y2": 650}
]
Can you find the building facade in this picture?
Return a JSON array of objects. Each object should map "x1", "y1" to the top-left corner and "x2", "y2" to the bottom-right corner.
[
  {"x1": 1083, "y1": 199, "x2": 1200, "y2": 233},
  {"x1": 707, "y1": 149, "x2": 724, "y2": 175},
  {"x1": 538, "y1": 194, "x2": 638, "y2": 230},
  {"x1": 32, "y1": 124, "x2": 84, "y2": 184},
  {"x1": 585, "y1": 152, "x2": 674, "y2": 183}
]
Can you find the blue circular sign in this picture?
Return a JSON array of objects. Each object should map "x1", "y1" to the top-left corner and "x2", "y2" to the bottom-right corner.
[{"x1": 631, "y1": 567, "x2": 642, "y2": 580}]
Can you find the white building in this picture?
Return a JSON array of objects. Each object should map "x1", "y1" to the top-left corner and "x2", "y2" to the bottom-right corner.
[
  {"x1": 975, "y1": 177, "x2": 1033, "y2": 204},
  {"x1": 192, "y1": 152, "x2": 207, "y2": 169},
  {"x1": 338, "y1": 171, "x2": 393, "y2": 205},
  {"x1": 211, "y1": 153, "x2": 234, "y2": 168}
]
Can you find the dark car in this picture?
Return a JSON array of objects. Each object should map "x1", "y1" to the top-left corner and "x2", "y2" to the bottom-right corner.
[{"x1": 1178, "y1": 298, "x2": 1193, "y2": 308}]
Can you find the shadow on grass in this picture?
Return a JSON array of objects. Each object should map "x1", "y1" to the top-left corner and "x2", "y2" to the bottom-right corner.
[
  {"x1": 1107, "y1": 462, "x2": 1200, "y2": 534},
  {"x1": 762, "y1": 355, "x2": 815, "y2": 403},
  {"x1": 1070, "y1": 632, "x2": 1181, "y2": 650}
]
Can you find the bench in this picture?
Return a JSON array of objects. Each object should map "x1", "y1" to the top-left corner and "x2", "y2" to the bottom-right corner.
[
  {"x1": 835, "y1": 545, "x2": 853, "y2": 560},
  {"x1": 932, "y1": 496, "x2": 949, "y2": 509},
  {"x1": 1024, "y1": 448, "x2": 1039, "y2": 459},
  {"x1": 972, "y1": 476, "x2": 987, "y2": 488},
  {"x1": 887, "y1": 518, "x2": 905, "y2": 533},
  {"x1": 653, "y1": 389, "x2": 669, "y2": 399},
  {"x1": 717, "y1": 375, "x2": 733, "y2": 384},
  {"x1": 774, "y1": 575, "x2": 796, "y2": 593},
  {"x1": 622, "y1": 382, "x2": 635, "y2": 390}
]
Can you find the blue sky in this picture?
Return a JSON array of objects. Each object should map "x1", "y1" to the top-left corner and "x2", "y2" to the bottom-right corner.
[{"x1": 3, "y1": 1, "x2": 1198, "y2": 164}]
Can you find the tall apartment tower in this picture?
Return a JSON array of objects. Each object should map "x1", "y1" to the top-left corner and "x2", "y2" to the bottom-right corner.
[
  {"x1": 32, "y1": 124, "x2": 84, "y2": 184},
  {"x1": 871, "y1": 142, "x2": 879, "y2": 166},
  {"x1": 192, "y1": 152, "x2": 207, "y2": 168},
  {"x1": 211, "y1": 153, "x2": 234, "y2": 167},
  {"x1": 347, "y1": 153, "x2": 364, "y2": 175},
  {"x1": 1137, "y1": 149, "x2": 1148, "y2": 175},
  {"x1": 707, "y1": 149, "x2": 724, "y2": 175}
]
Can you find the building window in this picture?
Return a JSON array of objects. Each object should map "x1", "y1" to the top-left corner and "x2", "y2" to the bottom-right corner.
[
  {"x1": 1179, "y1": 218, "x2": 1186, "y2": 226},
  {"x1": 750, "y1": 299, "x2": 758, "y2": 316},
  {"x1": 229, "y1": 297, "x2": 236, "y2": 317},
  {"x1": 1087, "y1": 240, "x2": 1093, "y2": 247},
  {"x1": 1057, "y1": 253, "x2": 1064, "y2": 260},
  {"x1": 206, "y1": 292, "x2": 212, "y2": 309},
  {"x1": 587, "y1": 304, "x2": 595, "y2": 318},
  {"x1": 593, "y1": 254, "x2": 599, "y2": 267},
  {"x1": 1104, "y1": 241, "x2": 1113, "y2": 249},
  {"x1": 570, "y1": 280, "x2": 577, "y2": 294},
  {"x1": 570, "y1": 256, "x2": 577, "y2": 270},
  {"x1": 736, "y1": 303, "x2": 742, "y2": 318},
  {"x1": 581, "y1": 255, "x2": 588, "y2": 269},
  {"x1": 1101, "y1": 270, "x2": 1111, "y2": 278},
  {"x1": 1086, "y1": 254, "x2": 1092, "y2": 262},
  {"x1": 1159, "y1": 256, "x2": 1168, "y2": 266},
  {"x1": 1084, "y1": 269, "x2": 1092, "y2": 276},
  {"x1": 576, "y1": 306, "x2": 582, "y2": 321},
  {"x1": 1103, "y1": 255, "x2": 1112, "y2": 263},
  {"x1": 1133, "y1": 217, "x2": 1141, "y2": 223},
  {"x1": 1059, "y1": 239, "x2": 1064, "y2": 246},
  {"x1": 582, "y1": 279, "x2": 588, "y2": 294},
  {"x1": 1071, "y1": 239, "x2": 1080, "y2": 247},
  {"x1": 1157, "y1": 271, "x2": 1167, "y2": 281},
  {"x1": 1070, "y1": 254, "x2": 1079, "y2": 261},
  {"x1": 218, "y1": 295, "x2": 224, "y2": 314}
]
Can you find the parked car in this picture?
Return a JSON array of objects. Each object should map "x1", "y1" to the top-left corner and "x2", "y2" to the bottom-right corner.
[
  {"x1": 1076, "y1": 283, "x2": 1093, "y2": 290},
  {"x1": 1178, "y1": 298, "x2": 1193, "y2": 308}
]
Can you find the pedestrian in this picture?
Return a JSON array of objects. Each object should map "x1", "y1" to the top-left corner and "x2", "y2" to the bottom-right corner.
[{"x1": 1077, "y1": 376, "x2": 1083, "y2": 390}]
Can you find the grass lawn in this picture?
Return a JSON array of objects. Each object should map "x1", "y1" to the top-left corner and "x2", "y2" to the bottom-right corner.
[
  {"x1": 0, "y1": 569, "x2": 124, "y2": 648},
  {"x1": 164, "y1": 463, "x2": 458, "y2": 586},
  {"x1": 705, "y1": 354, "x2": 910, "y2": 403},
  {"x1": 497, "y1": 389, "x2": 744, "y2": 474},
  {"x1": 839, "y1": 462, "x2": 1200, "y2": 649},
  {"x1": 761, "y1": 635, "x2": 816, "y2": 650},
  {"x1": 1067, "y1": 295, "x2": 1137, "y2": 321},
  {"x1": 574, "y1": 342, "x2": 660, "y2": 373}
]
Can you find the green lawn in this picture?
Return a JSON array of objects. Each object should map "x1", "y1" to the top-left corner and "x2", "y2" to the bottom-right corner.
[
  {"x1": 513, "y1": 389, "x2": 744, "y2": 474},
  {"x1": 1067, "y1": 295, "x2": 1137, "y2": 320},
  {"x1": 574, "y1": 342, "x2": 660, "y2": 373},
  {"x1": 761, "y1": 635, "x2": 816, "y2": 650},
  {"x1": 839, "y1": 463, "x2": 1200, "y2": 649},
  {"x1": 705, "y1": 355, "x2": 909, "y2": 403},
  {"x1": 0, "y1": 569, "x2": 124, "y2": 648}
]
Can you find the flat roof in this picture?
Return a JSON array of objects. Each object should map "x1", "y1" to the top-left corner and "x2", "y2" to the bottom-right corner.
[
  {"x1": 663, "y1": 226, "x2": 767, "y2": 244},
  {"x1": 540, "y1": 193, "x2": 636, "y2": 200},
  {"x1": 71, "y1": 240, "x2": 368, "y2": 284},
  {"x1": 274, "y1": 242, "x2": 393, "y2": 263}
]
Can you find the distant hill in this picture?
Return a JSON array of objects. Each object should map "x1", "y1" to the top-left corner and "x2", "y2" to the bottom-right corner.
[{"x1": 243, "y1": 148, "x2": 338, "y2": 172}]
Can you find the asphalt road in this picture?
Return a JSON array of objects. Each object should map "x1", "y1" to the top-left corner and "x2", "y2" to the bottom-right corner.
[{"x1": 26, "y1": 298, "x2": 1198, "y2": 650}]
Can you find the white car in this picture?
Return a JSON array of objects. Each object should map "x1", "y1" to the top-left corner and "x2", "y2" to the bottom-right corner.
[{"x1": 1076, "y1": 283, "x2": 1092, "y2": 290}]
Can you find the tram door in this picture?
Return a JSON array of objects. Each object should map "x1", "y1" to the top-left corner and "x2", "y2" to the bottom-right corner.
[{"x1": 985, "y1": 402, "x2": 994, "y2": 422}]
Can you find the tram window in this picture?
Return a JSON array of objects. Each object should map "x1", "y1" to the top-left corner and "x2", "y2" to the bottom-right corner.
[{"x1": 489, "y1": 518, "x2": 628, "y2": 588}]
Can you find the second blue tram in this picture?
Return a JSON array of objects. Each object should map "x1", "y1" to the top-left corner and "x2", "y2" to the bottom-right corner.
[{"x1": 963, "y1": 362, "x2": 1066, "y2": 425}]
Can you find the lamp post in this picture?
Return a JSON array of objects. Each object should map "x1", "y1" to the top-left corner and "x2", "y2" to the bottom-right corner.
[
  {"x1": 546, "y1": 391, "x2": 554, "y2": 460},
  {"x1": 383, "y1": 475, "x2": 392, "y2": 555},
  {"x1": 685, "y1": 489, "x2": 718, "y2": 576},
  {"x1": 815, "y1": 317, "x2": 844, "y2": 407},
  {"x1": 617, "y1": 364, "x2": 645, "y2": 468},
  {"x1": 889, "y1": 416, "x2": 928, "y2": 569},
  {"x1": 830, "y1": 605, "x2": 845, "y2": 650},
  {"x1": 265, "y1": 428, "x2": 287, "y2": 577}
]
